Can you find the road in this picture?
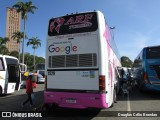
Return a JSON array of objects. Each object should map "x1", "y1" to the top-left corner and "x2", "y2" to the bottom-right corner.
[{"x1": 0, "y1": 84, "x2": 160, "y2": 120}]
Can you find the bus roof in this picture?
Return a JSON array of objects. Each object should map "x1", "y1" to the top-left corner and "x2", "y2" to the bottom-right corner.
[{"x1": 144, "y1": 45, "x2": 160, "y2": 49}]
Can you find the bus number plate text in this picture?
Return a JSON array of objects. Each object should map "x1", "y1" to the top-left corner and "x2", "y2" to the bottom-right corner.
[
  {"x1": 66, "y1": 99, "x2": 76, "y2": 103},
  {"x1": 48, "y1": 71, "x2": 55, "y2": 75}
]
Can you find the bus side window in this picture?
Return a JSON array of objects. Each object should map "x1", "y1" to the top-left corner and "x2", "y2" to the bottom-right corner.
[{"x1": 0, "y1": 58, "x2": 4, "y2": 71}]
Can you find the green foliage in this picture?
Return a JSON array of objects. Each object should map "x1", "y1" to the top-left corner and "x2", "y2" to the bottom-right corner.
[
  {"x1": 12, "y1": 1, "x2": 38, "y2": 20},
  {"x1": 121, "y1": 56, "x2": 133, "y2": 67},
  {"x1": 36, "y1": 56, "x2": 45, "y2": 64},
  {"x1": 27, "y1": 37, "x2": 41, "y2": 49},
  {"x1": 0, "y1": 46, "x2": 10, "y2": 55},
  {"x1": 20, "y1": 53, "x2": 45, "y2": 70},
  {"x1": 0, "y1": 37, "x2": 9, "y2": 46},
  {"x1": 10, "y1": 50, "x2": 19, "y2": 58},
  {"x1": 12, "y1": 31, "x2": 28, "y2": 43},
  {"x1": 27, "y1": 37, "x2": 41, "y2": 66}
]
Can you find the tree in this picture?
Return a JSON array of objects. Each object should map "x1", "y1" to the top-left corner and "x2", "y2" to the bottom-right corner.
[
  {"x1": 12, "y1": 31, "x2": 27, "y2": 43},
  {"x1": 0, "y1": 37, "x2": 9, "y2": 46},
  {"x1": 10, "y1": 50, "x2": 19, "y2": 59},
  {"x1": 12, "y1": 31, "x2": 28, "y2": 61},
  {"x1": 17, "y1": 53, "x2": 45, "y2": 71},
  {"x1": 121, "y1": 56, "x2": 133, "y2": 67},
  {"x1": 36, "y1": 57, "x2": 45, "y2": 65},
  {"x1": 0, "y1": 37, "x2": 10, "y2": 55},
  {"x1": 12, "y1": 1, "x2": 38, "y2": 65},
  {"x1": 27, "y1": 37, "x2": 41, "y2": 67},
  {"x1": 0, "y1": 46, "x2": 9, "y2": 55},
  {"x1": 24, "y1": 53, "x2": 31, "y2": 66}
]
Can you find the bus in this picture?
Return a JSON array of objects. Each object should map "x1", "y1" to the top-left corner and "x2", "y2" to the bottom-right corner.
[
  {"x1": 133, "y1": 45, "x2": 160, "y2": 91},
  {"x1": 0, "y1": 55, "x2": 27, "y2": 95},
  {"x1": 44, "y1": 11, "x2": 121, "y2": 109},
  {"x1": 35, "y1": 63, "x2": 45, "y2": 70}
]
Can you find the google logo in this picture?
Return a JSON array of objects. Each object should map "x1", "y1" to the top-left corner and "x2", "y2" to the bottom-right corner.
[{"x1": 48, "y1": 44, "x2": 77, "y2": 54}]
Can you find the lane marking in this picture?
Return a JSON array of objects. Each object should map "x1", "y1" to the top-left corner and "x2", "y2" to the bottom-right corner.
[{"x1": 127, "y1": 93, "x2": 131, "y2": 111}]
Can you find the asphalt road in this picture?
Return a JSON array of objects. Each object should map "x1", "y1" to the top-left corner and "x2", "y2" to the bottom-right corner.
[{"x1": 0, "y1": 84, "x2": 160, "y2": 120}]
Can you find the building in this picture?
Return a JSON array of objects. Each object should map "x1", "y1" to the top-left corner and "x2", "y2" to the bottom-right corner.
[{"x1": 5, "y1": 7, "x2": 21, "y2": 52}]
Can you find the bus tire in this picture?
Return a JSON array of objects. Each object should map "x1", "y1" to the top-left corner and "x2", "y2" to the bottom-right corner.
[
  {"x1": 0, "y1": 87, "x2": 2, "y2": 95},
  {"x1": 41, "y1": 103, "x2": 51, "y2": 111}
]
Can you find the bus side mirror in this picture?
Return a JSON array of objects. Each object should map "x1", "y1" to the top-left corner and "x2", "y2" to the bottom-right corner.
[{"x1": 19, "y1": 63, "x2": 27, "y2": 73}]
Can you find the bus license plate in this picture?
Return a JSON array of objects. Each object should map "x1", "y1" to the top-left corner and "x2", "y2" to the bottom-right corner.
[{"x1": 66, "y1": 99, "x2": 76, "y2": 103}]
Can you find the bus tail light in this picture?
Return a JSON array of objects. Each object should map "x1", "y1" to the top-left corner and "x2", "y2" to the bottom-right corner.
[
  {"x1": 144, "y1": 72, "x2": 150, "y2": 84},
  {"x1": 99, "y1": 75, "x2": 105, "y2": 91}
]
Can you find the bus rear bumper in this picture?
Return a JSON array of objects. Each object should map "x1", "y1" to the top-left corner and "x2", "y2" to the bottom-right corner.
[{"x1": 44, "y1": 91, "x2": 108, "y2": 109}]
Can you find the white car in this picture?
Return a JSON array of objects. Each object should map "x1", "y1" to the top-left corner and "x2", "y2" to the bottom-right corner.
[{"x1": 34, "y1": 70, "x2": 45, "y2": 83}]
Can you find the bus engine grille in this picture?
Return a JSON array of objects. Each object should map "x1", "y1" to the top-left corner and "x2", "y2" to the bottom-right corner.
[{"x1": 48, "y1": 53, "x2": 97, "y2": 68}]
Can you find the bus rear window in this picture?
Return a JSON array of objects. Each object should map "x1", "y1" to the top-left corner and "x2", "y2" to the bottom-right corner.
[
  {"x1": 48, "y1": 12, "x2": 98, "y2": 36},
  {"x1": 146, "y1": 47, "x2": 160, "y2": 59}
]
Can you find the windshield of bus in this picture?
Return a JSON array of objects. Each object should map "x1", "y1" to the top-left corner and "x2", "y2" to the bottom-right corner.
[
  {"x1": 36, "y1": 64, "x2": 45, "y2": 70},
  {"x1": 146, "y1": 46, "x2": 160, "y2": 59}
]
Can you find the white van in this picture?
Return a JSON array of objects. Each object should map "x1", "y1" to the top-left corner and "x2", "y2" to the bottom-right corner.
[{"x1": 0, "y1": 55, "x2": 27, "y2": 94}]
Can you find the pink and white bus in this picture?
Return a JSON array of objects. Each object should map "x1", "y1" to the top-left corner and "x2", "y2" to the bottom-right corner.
[{"x1": 44, "y1": 11, "x2": 121, "y2": 109}]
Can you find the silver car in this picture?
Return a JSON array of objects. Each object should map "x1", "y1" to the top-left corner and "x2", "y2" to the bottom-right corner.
[{"x1": 34, "y1": 70, "x2": 45, "y2": 83}]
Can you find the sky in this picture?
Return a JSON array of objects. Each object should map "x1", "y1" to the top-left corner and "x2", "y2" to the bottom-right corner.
[{"x1": 1, "y1": 0, "x2": 160, "y2": 61}]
